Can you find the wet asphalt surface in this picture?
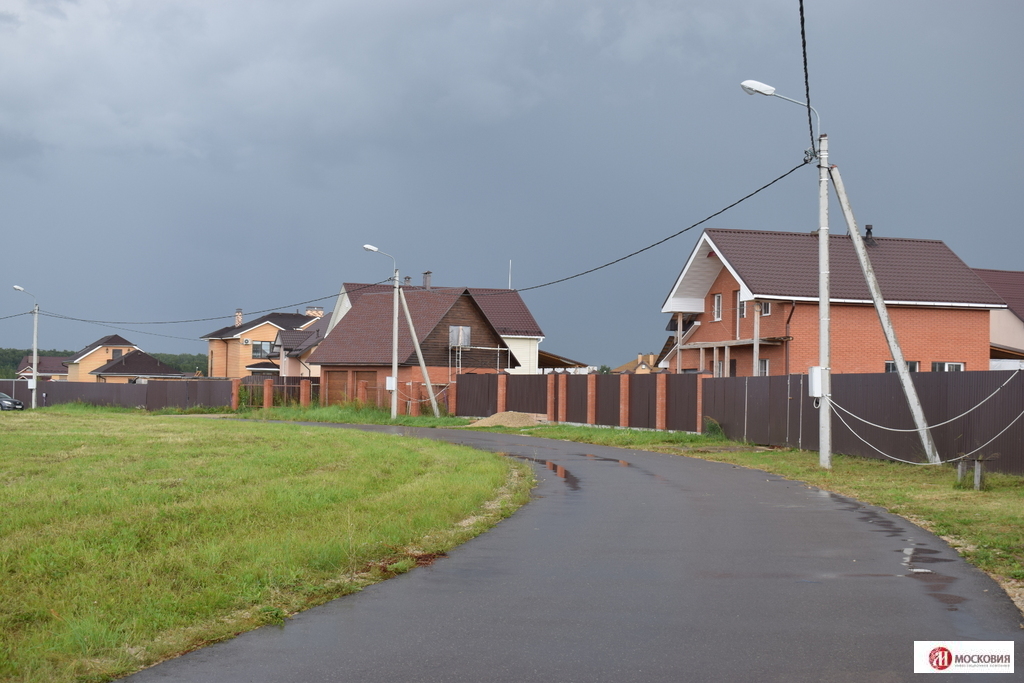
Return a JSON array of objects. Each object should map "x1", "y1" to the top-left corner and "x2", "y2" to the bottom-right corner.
[{"x1": 125, "y1": 425, "x2": 1022, "y2": 682}]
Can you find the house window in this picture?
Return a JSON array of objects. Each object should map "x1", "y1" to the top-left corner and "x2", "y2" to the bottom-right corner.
[
  {"x1": 449, "y1": 326, "x2": 471, "y2": 348},
  {"x1": 931, "y1": 362, "x2": 964, "y2": 372},
  {"x1": 251, "y1": 341, "x2": 273, "y2": 359},
  {"x1": 112, "y1": 349, "x2": 122, "y2": 359},
  {"x1": 712, "y1": 294, "x2": 722, "y2": 321},
  {"x1": 758, "y1": 358, "x2": 769, "y2": 376},
  {"x1": 885, "y1": 361, "x2": 920, "y2": 373},
  {"x1": 737, "y1": 293, "x2": 745, "y2": 319},
  {"x1": 715, "y1": 360, "x2": 724, "y2": 377},
  {"x1": 759, "y1": 301, "x2": 771, "y2": 316}
]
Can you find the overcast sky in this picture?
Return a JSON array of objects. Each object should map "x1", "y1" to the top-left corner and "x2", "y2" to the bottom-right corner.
[{"x1": 2, "y1": 0, "x2": 1022, "y2": 366}]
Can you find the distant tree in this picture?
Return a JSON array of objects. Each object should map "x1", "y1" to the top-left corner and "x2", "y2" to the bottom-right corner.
[
  {"x1": 150, "y1": 353, "x2": 209, "y2": 376},
  {"x1": 597, "y1": 364, "x2": 612, "y2": 374},
  {"x1": 0, "y1": 347, "x2": 77, "y2": 378}
]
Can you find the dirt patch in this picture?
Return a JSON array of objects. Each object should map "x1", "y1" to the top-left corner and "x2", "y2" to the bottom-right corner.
[{"x1": 468, "y1": 411, "x2": 546, "y2": 428}]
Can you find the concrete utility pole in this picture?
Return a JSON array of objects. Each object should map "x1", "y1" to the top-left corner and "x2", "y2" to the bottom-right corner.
[
  {"x1": 828, "y1": 166, "x2": 940, "y2": 464},
  {"x1": 398, "y1": 287, "x2": 440, "y2": 417},
  {"x1": 363, "y1": 244, "x2": 400, "y2": 419},
  {"x1": 12, "y1": 285, "x2": 38, "y2": 409},
  {"x1": 817, "y1": 134, "x2": 831, "y2": 469}
]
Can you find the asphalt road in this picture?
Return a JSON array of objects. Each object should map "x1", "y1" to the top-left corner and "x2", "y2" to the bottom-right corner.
[{"x1": 125, "y1": 426, "x2": 1021, "y2": 682}]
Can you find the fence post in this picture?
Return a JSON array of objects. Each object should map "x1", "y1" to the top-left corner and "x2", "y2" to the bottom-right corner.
[
  {"x1": 449, "y1": 380, "x2": 457, "y2": 416},
  {"x1": 263, "y1": 378, "x2": 274, "y2": 409},
  {"x1": 410, "y1": 382, "x2": 421, "y2": 416},
  {"x1": 357, "y1": 380, "x2": 368, "y2": 404},
  {"x1": 619, "y1": 374, "x2": 630, "y2": 428},
  {"x1": 546, "y1": 374, "x2": 556, "y2": 422},
  {"x1": 557, "y1": 374, "x2": 568, "y2": 423},
  {"x1": 231, "y1": 378, "x2": 241, "y2": 411},
  {"x1": 299, "y1": 379, "x2": 311, "y2": 408},
  {"x1": 497, "y1": 373, "x2": 508, "y2": 414},
  {"x1": 586, "y1": 374, "x2": 597, "y2": 425},
  {"x1": 696, "y1": 374, "x2": 705, "y2": 433},
  {"x1": 656, "y1": 373, "x2": 667, "y2": 431}
]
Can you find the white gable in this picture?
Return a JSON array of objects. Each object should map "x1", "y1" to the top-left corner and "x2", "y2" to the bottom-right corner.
[{"x1": 662, "y1": 233, "x2": 753, "y2": 314}]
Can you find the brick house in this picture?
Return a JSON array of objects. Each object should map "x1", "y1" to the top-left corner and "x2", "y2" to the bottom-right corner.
[
  {"x1": 658, "y1": 228, "x2": 1005, "y2": 377},
  {"x1": 308, "y1": 288, "x2": 518, "y2": 407},
  {"x1": 972, "y1": 268, "x2": 1024, "y2": 365}
]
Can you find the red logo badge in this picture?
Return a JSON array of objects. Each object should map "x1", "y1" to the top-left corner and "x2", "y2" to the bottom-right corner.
[{"x1": 929, "y1": 647, "x2": 953, "y2": 670}]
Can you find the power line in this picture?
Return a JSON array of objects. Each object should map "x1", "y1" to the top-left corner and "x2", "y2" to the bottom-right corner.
[
  {"x1": 516, "y1": 159, "x2": 812, "y2": 293},
  {"x1": 798, "y1": 0, "x2": 817, "y2": 155},
  {"x1": 0, "y1": 311, "x2": 30, "y2": 322}
]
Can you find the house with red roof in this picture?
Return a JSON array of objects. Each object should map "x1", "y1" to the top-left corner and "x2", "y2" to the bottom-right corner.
[
  {"x1": 16, "y1": 355, "x2": 70, "y2": 382},
  {"x1": 657, "y1": 228, "x2": 1006, "y2": 377},
  {"x1": 308, "y1": 287, "x2": 517, "y2": 407}
]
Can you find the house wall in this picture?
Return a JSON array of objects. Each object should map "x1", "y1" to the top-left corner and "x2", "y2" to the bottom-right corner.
[
  {"x1": 503, "y1": 336, "x2": 540, "y2": 375},
  {"x1": 990, "y1": 309, "x2": 1024, "y2": 352},
  {"x1": 66, "y1": 344, "x2": 138, "y2": 382},
  {"x1": 666, "y1": 265, "x2": 990, "y2": 375},
  {"x1": 207, "y1": 322, "x2": 284, "y2": 379},
  {"x1": 418, "y1": 296, "x2": 511, "y2": 373}
]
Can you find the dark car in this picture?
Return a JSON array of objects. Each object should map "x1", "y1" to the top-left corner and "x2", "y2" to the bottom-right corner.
[{"x1": 0, "y1": 392, "x2": 25, "y2": 410}]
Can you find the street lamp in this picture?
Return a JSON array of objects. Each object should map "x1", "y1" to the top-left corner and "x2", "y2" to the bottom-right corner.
[
  {"x1": 363, "y1": 244, "x2": 400, "y2": 419},
  {"x1": 12, "y1": 285, "x2": 39, "y2": 410},
  {"x1": 741, "y1": 79, "x2": 831, "y2": 469}
]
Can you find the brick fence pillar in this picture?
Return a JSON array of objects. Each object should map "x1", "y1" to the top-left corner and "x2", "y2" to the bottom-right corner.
[
  {"x1": 696, "y1": 373, "x2": 706, "y2": 433},
  {"x1": 497, "y1": 373, "x2": 508, "y2": 414},
  {"x1": 448, "y1": 381, "x2": 457, "y2": 416},
  {"x1": 557, "y1": 374, "x2": 568, "y2": 423},
  {"x1": 263, "y1": 378, "x2": 274, "y2": 409},
  {"x1": 231, "y1": 378, "x2": 241, "y2": 410},
  {"x1": 619, "y1": 373, "x2": 630, "y2": 428},
  {"x1": 586, "y1": 374, "x2": 597, "y2": 425},
  {"x1": 299, "y1": 379, "x2": 311, "y2": 408},
  {"x1": 656, "y1": 372, "x2": 667, "y2": 431},
  {"x1": 546, "y1": 374, "x2": 556, "y2": 422}
]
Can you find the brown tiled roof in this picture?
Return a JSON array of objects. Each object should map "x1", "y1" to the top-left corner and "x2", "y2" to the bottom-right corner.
[
  {"x1": 289, "y1": 316, "x2": 331, "y2": 357},
  {"x1": 67, "y1": 335, "x2": 137, "y2": 364},
  {"x1": 537, "y1": 350, "x2": 589, "y2": 368},
  {"x1": 342, "y1": 283, "x2": 543, "y2": 337},
  {"x1": 309, "y1": 289, "x2": 470, "y2": 365},
  {"x1": 17, "y1": 356, "x2": 71, "y2": 376},
  {"x1": 972, "y1": 269, "x2": 1024, "y2": 321},
  {"x1": 91, "y1": 350, "x2": 185, "y2": 377},
  {"x1": 705, "y1": 228, "x2": 1005, "y2": 305},
  {"x1": 202, "y1": 313, "x2": 315, "y2": 340}
]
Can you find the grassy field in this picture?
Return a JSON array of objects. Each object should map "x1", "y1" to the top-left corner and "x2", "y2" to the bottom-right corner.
[
  {"x1": 231, "y1": 403, "x2": 472, "y2": 427},
  {"x1": 469, "y1": 423, "x2": 1024, "y2": 607},
  {"x1": 0, "y1": 405, "x2": 532, "y2": 683}
]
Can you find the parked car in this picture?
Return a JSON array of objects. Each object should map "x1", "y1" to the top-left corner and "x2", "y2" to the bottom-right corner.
[{"x1": 0, "y1": 392, "x2": 25, "y2": 410}]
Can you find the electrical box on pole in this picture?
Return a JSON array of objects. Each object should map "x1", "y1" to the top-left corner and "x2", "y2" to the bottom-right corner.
[{"x1": 808, "y1": 367, "x2": 823, "y2": 397}]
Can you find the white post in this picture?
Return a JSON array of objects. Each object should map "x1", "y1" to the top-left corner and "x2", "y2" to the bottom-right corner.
[
  {"x1": 829, "y1": 165, "x2": 940, "y2": 464},
  {"x1": 398, "y1": 287, "x2": 440, "y2": 417},
  {"x1": 391, "y1": 267, "x2": 399, "y2": 419},
  {"x1": 30, "y1": 302, "x2": 38, "y2": 409},
  {"x1": 752, "y1": 302, "x2": 761, "y2": 376},
  {"x1": 818, "y1": 134, "x2": 831, "y2": 469}
]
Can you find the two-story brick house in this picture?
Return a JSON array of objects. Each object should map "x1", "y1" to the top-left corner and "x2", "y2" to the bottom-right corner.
[
  {"x1": 658, "y1": 228, "x2": 1006, "y2": 376},
  {"x1": 201, "y1": 309, "x2": 321, "y2": 379}
]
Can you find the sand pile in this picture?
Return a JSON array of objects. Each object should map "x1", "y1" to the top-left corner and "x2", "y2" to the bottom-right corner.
[{"x1": 469, "y1": 411, "x2": 545, "y2": 428}]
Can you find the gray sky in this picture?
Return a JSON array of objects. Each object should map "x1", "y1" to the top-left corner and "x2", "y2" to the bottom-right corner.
[{"x1": 2, "y1": 0, "x2": 1022, "y2": 366}]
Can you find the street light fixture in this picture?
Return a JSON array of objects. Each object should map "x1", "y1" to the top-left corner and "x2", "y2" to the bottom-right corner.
[
  {"x1": 363, "y1": 244, "x2": 400, "y2": 419},
  {"x1": 741, "y1": 80, "x2": 831, "y2": 469},
  {"x1": 12, "y1": 285, "x2": 39, "y2": 410}
]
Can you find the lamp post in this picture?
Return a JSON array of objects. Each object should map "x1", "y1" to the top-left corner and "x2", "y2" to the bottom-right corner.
[
  {"x1": 741, "y1": 80, "x2": 831, "y2": 469},
  {"x1": 363, "y1": 245, "x2": 399, "y2": 419},
  {"x1": 12, "y1": 285, "x2": 39, "y2": 410}
]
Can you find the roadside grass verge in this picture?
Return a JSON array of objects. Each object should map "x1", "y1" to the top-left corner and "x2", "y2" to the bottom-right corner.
[
  {"x1": 0, "y1": 405, "x2": 531, "y2": 682},
  {"x1": 232, "y1": 403, "x2": 472, "y2": 428},
  {"x1": 470, "y1": 423, "x2": 1024, "y2": 606}
]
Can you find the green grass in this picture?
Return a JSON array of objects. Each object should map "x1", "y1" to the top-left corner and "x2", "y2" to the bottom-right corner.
[
  {"x1": 235, "y1": 403, "x2": 472, "y2": 428},
  {"x1": 469, "y1": 423, "x2": 1024, "y2": 593},
  {"x1": 0, "y1": 405, "x2": 532, "y2": 682}
]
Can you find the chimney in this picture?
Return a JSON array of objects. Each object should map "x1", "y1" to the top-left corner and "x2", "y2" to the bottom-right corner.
[
  {"x1": 235, "y1": 308, "x2": 243, "y2": 327},
  {"x1": 864, "y1": 224, "x2": 877, "y2": 247},
  {"x1": 637, "y1": 353, "x2": 643, "y2": 364},
  {"x1": 423, "y1": 271, "x2": 432, "y2": 290},
  {"x1": 404, "y1": 276, "x2": 412, "y2": 287},
  {"x1": 305, "y1": 306, "x2": 324, "y2": 318}
]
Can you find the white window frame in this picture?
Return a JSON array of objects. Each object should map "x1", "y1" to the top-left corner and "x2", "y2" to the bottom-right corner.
[
  {"x1": 760, "y1": 301, "x2": 771, "y2": 316},
  {"x1": 712, "y1": 293, "x2": 722, "y2": 321},
  {"x1": 931, "y1": 362, "x2": 964, "y2": 372},
  {"x1": 885, "y1": 360, "x2": 920, "y2": 373},
  {"x1": 758, "y1": 358, "x2": 769, "y2": 377}
]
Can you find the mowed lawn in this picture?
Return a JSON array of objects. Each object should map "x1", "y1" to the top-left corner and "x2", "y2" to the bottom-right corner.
[{"x1": 0, "y1": 406, "x2": 532, "y2": 683}]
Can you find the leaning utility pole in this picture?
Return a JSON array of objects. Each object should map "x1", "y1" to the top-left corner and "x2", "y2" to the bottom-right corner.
[{"x1": 829, "y1": 165, "x2": 940, "y2": 464}]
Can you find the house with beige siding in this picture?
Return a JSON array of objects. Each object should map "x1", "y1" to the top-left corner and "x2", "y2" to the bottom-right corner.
[
  {"x1": 201, "y1": 309, "x2": 321, "y2": 379},
  {"x1": 658, "y1": 228, "x2": 1005, "y2": 377},
  {"x1": 972, "y1": 268, "x2": 1024, "y2": 367},
  {"x1": 63, "y1": 335, "x2": 141, "y2": 382}
]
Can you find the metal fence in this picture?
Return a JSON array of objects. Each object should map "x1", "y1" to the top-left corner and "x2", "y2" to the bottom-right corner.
[
  {"x1": 239, "y1": 376, "x2": 321, "y2": 408},
  {"x1": 0, "y1": 379, "x2": 232, "y2": 411},
  {"x1": 702, "y1": 371, "x2": 1024, "y2": 476}
]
